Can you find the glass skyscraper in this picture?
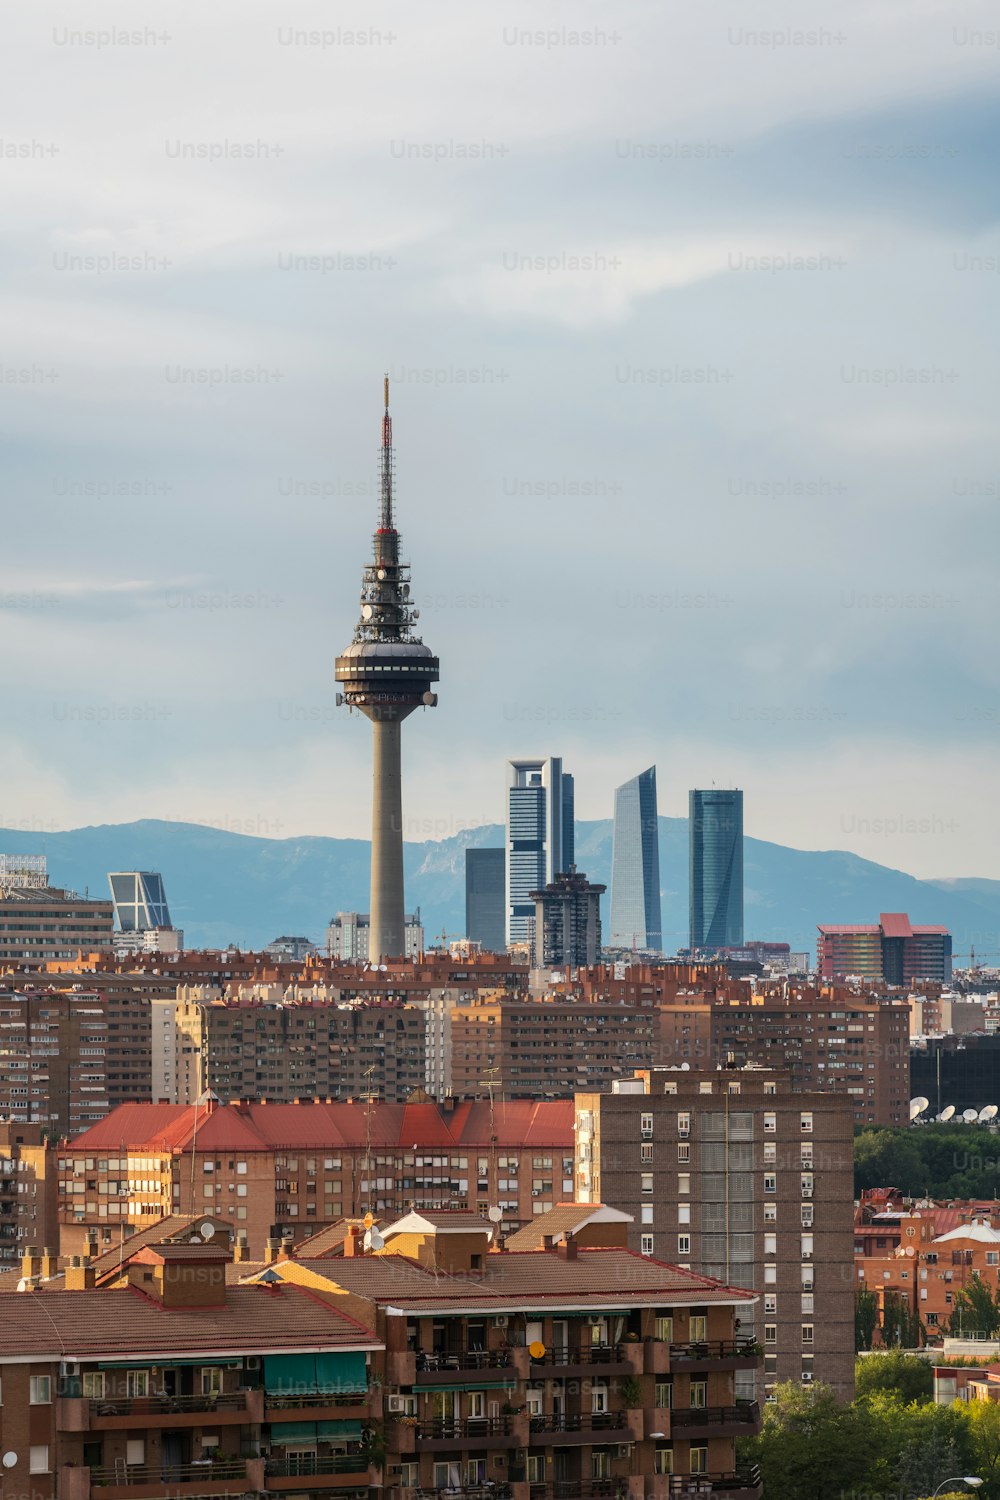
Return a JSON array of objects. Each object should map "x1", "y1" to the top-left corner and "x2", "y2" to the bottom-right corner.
[
  {"x1": 505, "y1": 757, "x2": 574, "y2": 946},
  {"x1": 609, "y1": 766, "x2": 662, "y2": 950},
  {"x1": 465, "y1": 848, "x2": 505, "y2": 951},
  {"x1": 688, "y1": 789, "x2": 744, "y2": 951}
]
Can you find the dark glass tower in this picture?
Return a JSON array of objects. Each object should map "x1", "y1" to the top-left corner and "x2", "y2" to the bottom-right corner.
[
  {"x1": 609, "y1": 766, "x2": 661, "y2": 950},
  {"x1": 465, "y1": 848, "x2": 505, "y2": 951},
  {"x1": 335, "y1": 380, "x2": 439, "y2": 960},
  {"x1": 689, "y1": 789, "x2": 744, "y2": 952}
]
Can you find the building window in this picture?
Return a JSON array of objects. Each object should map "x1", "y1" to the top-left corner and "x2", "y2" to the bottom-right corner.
[
  {"x1": 764, "y1": 1234, "x2": 777, "y2": 1256},
  {"x1": 690, "y1": 1380, "x2": 707, "y2": 1408},
  {"x1": 655, "y1": 1381, "x2": 673, "y2": 1408},
  {"x1": 764, "y1": 1294, "x2": 777, "y2": 1314},
  {"x1": 677, "y1": 1173, "x2": 690, "y2": 1195},
  {"x1": 764, "y1": 1203, "x2": 777, "y2": 1224},
  {"x1": 641, "y1": 1204, "x2": 654, "y2": 1225},
  {"x1": 764, "y1": 1265, "x2": 777, "y2": 1285},
  {"x1": 764, "y1": 1324, "x2": 777, "y2": 1345},
  {"x1": 82, "y1": 1372, "x2": 105, "y2": 1399},
  {"x1": 763, "y1": 1112, "x2": 776, "y2": 1134},
  {"x1": 801, "y1": 1234, "x2": 814, "y2": 1258},
  {"x1": 654, "y1": 1448, "x2": 673, "y2": 1475},
  {"x1": 689, "y1": 1313, "x2": 707, "y2": 1341},
  {"x1": 677, "y1": 1143, "x2": 690, "y2": 1163},
  {"x1": 802, "y1": 1293, "x2": 814, "y2": 1314},
  {"x1": 678, "y1": 1204, "x2": 690, "y2": 1225},
  {"x1": 641, "y1": 1113, "x2": 654, "y2": 1139},
  {"x1": 690, "y1": 1445, "x2": 708, "y2": 1475},
  {"x1": 802, "y1": 1324, "x2": 814, "y2": 1345},
  {"x1": 591, "y1": 1450, "x2": 610, "y2": 1479},
  {"x1": 641, "y1": 1174, "x2": 654, "y2": 1194},
  {"x1": 677, "y1": 1234, "x2": 691, "y2": 1256},
  {"x1": 764, "y1": 1174, "x2": 776, "y2": 1194},
  {"x1": 527, "y1": 1456, "x2": 545, "y2": 1484},
  {"x1": 29, "y1": 1447, "x2": 49, "y2": 1474},
  {"x1": 763, "y1": 1142, "x2": 777, "y2": 1164},
  {"x1": 126, "y1": 1370, "x2": 148, "y2": 1398},
  {"x1": 801, "y1": 1204, "x2": 814, "y2": 1227},
  {"x1": 640, "y1": 1143, "x2": 653, "y2": 1163},
  {"x1": 30, "y1": 1376, "x2": 51, "y2": 1404},
  {"x1": 640, "y1": 1234, "x2": 654, "y2": 1257},
  {"x1": 677, "y1": 1113, "x2": 690, "y2": 1137},
  {"x1": 654, "y1": 1315, "x2": 673, "y2": 1342},
  {"x1": 801, "y1": 1112, "x2": 813, "y2": 1133}
]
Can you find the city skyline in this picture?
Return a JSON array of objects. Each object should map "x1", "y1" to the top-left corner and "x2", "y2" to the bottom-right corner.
[{"x1": 1, "y1": 4, "x2": 996, "y2": 886}]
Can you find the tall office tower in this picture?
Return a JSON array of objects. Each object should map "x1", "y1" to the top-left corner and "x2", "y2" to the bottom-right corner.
[
  {"x1": 505, "y1": 757, "x2": 574, "y2": 945},
  {"x1": 108, "y1": 871, "x2": 171, "y2": 930},
  {"x1": 530, "y1": 868, "x2": 605, "y2": 968},
  {"x1": 609, "y1": 765, "x2": 662, "y2": 950},
  {"x1": 335, "y1": 380, "x2": 440, "y2": 960},
  {"x1": 689, "y1": 788, "x2": 744, "y2": 952},
  {"x1": 464, "y1": 848, "x2": 505, "y2": 951}
]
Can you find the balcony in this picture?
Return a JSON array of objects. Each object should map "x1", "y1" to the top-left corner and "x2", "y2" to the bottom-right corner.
[
  {"x1": 528, "y1": 1483, "x2": 642, "y2": 1500},
  {"x1": 644, "y1": 1469, "x2": 763, "y2": 1500},
  {"x1": 669, "y1": 1402, "x2": 760, "y2": 1439},
  {"x1": 415, "y1": 1415, "x2": 527, "y2": 1451},
  {"x1": 415, "y1": 1349, "x2": 516, "y2": 1385},
  {"x1": 666, "y1": 1339, "x2": 761, "y2": 1373},
  {"x1": 530, "y1": 1344, "x2": 625, "y2": 1379},
  {"x1": 87, "y1": 1456, "x2": 264, "y2": 1497},
  {"x1": 264, "y1": 1389, "x2": 369, "y2": 1424},
  {"x1": 263, "y1": 1453, "x2": 372, "y2": 1491},
  {"x1": 85, "y1": 1389, "x2": 264, "y2": 1430},
  {"x1": 527, "y1": 1411, "x2": 627, "y2": 1446}
]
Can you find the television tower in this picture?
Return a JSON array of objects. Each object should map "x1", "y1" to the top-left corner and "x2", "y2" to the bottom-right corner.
[{"x1": 335, "y1": 378, "x2": 439, "y2": 960}]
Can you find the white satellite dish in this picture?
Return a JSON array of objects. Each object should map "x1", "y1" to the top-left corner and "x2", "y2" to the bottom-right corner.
[
  {"x1": 362, "y1": 604, "x2": 373, "y2": 620},
  {"x1": 3, "y1": 1453, "x2": 16, "y2": 1469},
  {"x1": 364, "y1": 1228, "x2": 384, "y2": 1252},
  {"x1": 199, "y1": 1221, "x2": 216, "y2": 1240},
  {"x1": 963, "y1": 1109, "x2": 979, "y2": 1123},
  {"x1": 909, "y1": 1097, "x2": 930, "y2": 1121},
  {"x1": 487, "y1": 1206, "x2": 503, "y2": 1224},
  {"x1": 981, "y1": 1105, "x2": 999, "y2": 1123},
  {"x1": 938, "y1": 1105, "x2": 956, "y2": 1122}
]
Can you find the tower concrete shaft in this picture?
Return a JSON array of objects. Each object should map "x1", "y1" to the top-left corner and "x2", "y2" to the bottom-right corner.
[{"x1": 334, "y1": 379, "x2": 439, "y2": 960}]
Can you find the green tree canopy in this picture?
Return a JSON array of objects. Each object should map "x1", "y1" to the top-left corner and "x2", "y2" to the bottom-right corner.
[{"x1": 855, "y1": 1351, "x2": 934, "y2": 1404}]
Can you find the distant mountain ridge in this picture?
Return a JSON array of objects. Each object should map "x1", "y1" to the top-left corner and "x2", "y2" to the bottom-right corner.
[{"x1": 0, "y1": 819, "x2": 995, "y2": 961}]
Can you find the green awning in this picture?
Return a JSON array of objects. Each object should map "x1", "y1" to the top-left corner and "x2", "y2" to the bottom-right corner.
[
  {"x1": 319, "y1": 1421, "x2": 362, "y2": 1440},
  {"x1": 420, "y1": 1380, "x2": 515, "y2": 1392},
  {"x1": 264, "y1": 1354, "x2": 319, "y2": 1393},
  {"x1": 270, "y1": 1422, "x2": 317, "y2": 1445},
  {"x1": 316, "y1": 1352, "x2": 367, "y2": 1393}
]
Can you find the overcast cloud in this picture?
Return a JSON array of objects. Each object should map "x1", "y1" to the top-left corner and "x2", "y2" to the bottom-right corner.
[{"x1": 1, "y1": 0, "x2": 998, "y2": 878}]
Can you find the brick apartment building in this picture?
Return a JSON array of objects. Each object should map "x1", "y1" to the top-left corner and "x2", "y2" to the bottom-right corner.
[
  {"x1": 0, "y1": 885, "x2": 114, "y2": 966},
  {"x1": 0, "y1": 1121, "x2": 58, "y2": 1266},
  {"x1": 818, "y1": 913, "x2": 952, "y2": 984},
  {"x1": 450, "y1": 995, "x2": 662, "y2": 1099},
  {"x1": 575, "y1": 1069, "x2": 856, "y2": 1402},
  {"x1": 0, "y1": 1210, "x2": 763, "y2": 1500},
  {"x1": 255, "y1": 1207, "x2": 764, "y2": 1500},
  {"x1": 57, "y1": 1097, "x2": 575, "y2": 1258},
  {"x1": 0, "y1": 989, "x2": 111, "y2": 1135}
]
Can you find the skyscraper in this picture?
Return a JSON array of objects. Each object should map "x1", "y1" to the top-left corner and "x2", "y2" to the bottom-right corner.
[
  {"x1": 505, "y1": 757, "x2": 574, "y2": 946},
  {"x1": 609, "y1": 765, "x2": 661, "y2": 950},
  {"x1": 108, "y1": 871, "x2": 172, "y2": 932},
  {"x1": 465, "y1": 848, "x2": 505, "y2": 951},
  {"x1": 335, "y1": 380, "x2": 439, "y2": 960},
  {"x1": 530, "y1": 867, "x2": 605, "y2": 969},
  {"x1": 689, "y1": 788, "x2": 744, "y2": 951}
]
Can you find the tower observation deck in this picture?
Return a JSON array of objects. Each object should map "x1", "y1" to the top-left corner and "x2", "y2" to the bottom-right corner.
[{"x1": 334, "y1": 378, "x2": 439, "y2": 960}]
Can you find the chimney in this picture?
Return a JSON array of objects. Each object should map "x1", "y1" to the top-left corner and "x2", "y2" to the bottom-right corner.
[
  {"x1": 40, "y1": 1247, "x2": 59, "y2": 1279},
  {"x1": 264, "y1": 1237, "x2": 283, "y2": 1265},
  {"x1": 20, "y1": 1245, "x2": 42, "y2": 1279},
  {"x1": 85, "y1": 1234, "x2": 98, "y2": 1260},
  {"x1": 279, "y1": 1231, "x2": 295, "y2": 1262},
  {"x1": 343, "y1": 1224, "x2": 363, "y2": 1258},
  {"x1": 557, "y1": 1236, "x2": 578, "y2": 1261},
  {"x1": 541, "y1": 1235, "x2": 554, "y2": 1251},
  {"x1": 233, "y1": 1232, "x2": 250, "y2": 1264},
  {"x1": 66, "y1": 1255, "x2": 96, "y2": 1291}
]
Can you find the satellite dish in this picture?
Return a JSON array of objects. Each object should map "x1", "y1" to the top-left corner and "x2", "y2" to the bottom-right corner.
[
  {"x1": 938, "y1": 1105, "x2": 956, "y2": 1122},
  {"x1": 362, "y1": 604, "x2": 373, "y2": 620},
  {"x1": 363, "y1": 1213, "x2": 375, "y2": 1230},
  {"x1": 906, "y1": 1245, "x2": 915, "y2": 1257},
  {"x1": 2, "y1": 1453, "x2": 16, "y2": 1469},
  {"x1": 379, "y1": 964, "x2": 388, "y2": 972},
  {"x1": 963, "y1": 1109, "x2": 979, "y2": 1123},
  {"x1": 980, "y1": 1106, "x2": 998, "y2": 1123},
  {"x1": 528, "y1": 1341, "x2": 546, "y2": 1359},
  {"x1": 199, "y1": 1221, "x2": 216, "y2": 1240},
  {"x1": 909, "y1": 1097, "x2": 930, "y2": 1121},
  {"x1": 364, "y1": 1228, "x2": 384, "y2": 1252},
  {"x1": 377, "y1": 569, "x2": 386, "y2": 580},
  {"x1": 487, "y1": 1206, "x2": 503, "y2": 1224}
]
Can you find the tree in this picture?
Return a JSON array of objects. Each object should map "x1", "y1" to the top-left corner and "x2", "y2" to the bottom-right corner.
[
  {"x1": 968, "y1": 1395, "x2": 1000, "y2": 1499},
  {"x1": 854, "y1": 1127, "x2": 925, "y2": 1195},
  {"x1": 894, "y1": 1402, "x2": 974, "y2": 1500},
  {"x1": 855, "y1": 1351, "x2": 933, "y2": 1404},
  {"x1": 742, "y1": 1381, "x2": 876, "y2": 1500},
  {"x1": 950, "y1": 1274, "x2": 1000, "y2": 1338},
  {"x1": 856, "y1": 1287, "x2": 879, "y2": 1352},
  {"x1": 882, "y1": 1290, "x2": 924, "y2": 1349}
]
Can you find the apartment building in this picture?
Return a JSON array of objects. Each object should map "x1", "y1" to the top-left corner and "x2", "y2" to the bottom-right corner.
[
  {"x1": 0, "y1": 881, "x2": 114, "y2": 966},
  {"x1": 0, "y1": 989, "x2": 111, "y2": 1135},
  {"x1": 450, "y1": 995, "x2": 662, "y2": 1099},
  {"x1": 57, "y1": 1097, "x2": 575, "y2": 1258},
  {"x1": 0, "y1": 1122, "x2": 58, "y2": 1266},
  {"x1": 257, "y1": 1207, "x2": 764, "y2": 1500},
  {"x1": 575, "y1": 1069, "x2": 855, "y2": 1402},
  {"x1": 0, "y1": 1240, "x2": 382, "y2": 1500}
]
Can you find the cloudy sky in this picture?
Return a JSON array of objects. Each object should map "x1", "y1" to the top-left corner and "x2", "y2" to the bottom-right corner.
[{"x1": 2, "y1": 0, "x2": 998, "y2": 879}]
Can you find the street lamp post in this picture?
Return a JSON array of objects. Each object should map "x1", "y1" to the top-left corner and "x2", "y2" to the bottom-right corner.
[{"x1": 931, "y1": 1481, "x2": 983, "y2": 1498}]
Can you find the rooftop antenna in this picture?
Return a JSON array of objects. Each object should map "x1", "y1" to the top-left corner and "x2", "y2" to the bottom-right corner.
[{"x1": 363, "y1": 1064, "x2": 377, "y2": 1216}]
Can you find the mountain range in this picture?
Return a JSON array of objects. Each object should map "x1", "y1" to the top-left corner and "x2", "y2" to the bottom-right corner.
[{"x1": 0, "y1": 820, "x2": 997, "y2": 962}]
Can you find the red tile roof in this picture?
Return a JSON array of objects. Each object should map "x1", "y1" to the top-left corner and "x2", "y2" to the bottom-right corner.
[
  {"x1": 879, "y1": 913, "x2": 914, "y2": 939},
  {"x1": 0, "y1": 1283, "x2": 380, "y2": 1358},
  {"x1": 69, "y1": 1099, "x2": 574, "y2": 1153}
]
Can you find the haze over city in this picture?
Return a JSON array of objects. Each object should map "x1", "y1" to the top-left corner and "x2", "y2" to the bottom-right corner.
[{"x1": 2, "y1": 0, "x2": 998, "y2": 883}]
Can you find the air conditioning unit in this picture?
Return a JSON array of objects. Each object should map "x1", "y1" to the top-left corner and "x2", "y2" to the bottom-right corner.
[
  {"x1": 60, "y1": 1360, "x2": 80, "y2": 1378},
  {"x1": 614, "y1": 1444, "x2": 631, "y2": 1458},
  {"x1": 387, "y1": 1395, "x2": 408, "y2": 1414},
  {"x1": 246, "y1": 1356, "x2": 261, "y2": 1371},
  {"x1": 492, "y1": 1315, "x2": 508, "y2": 1328}
]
